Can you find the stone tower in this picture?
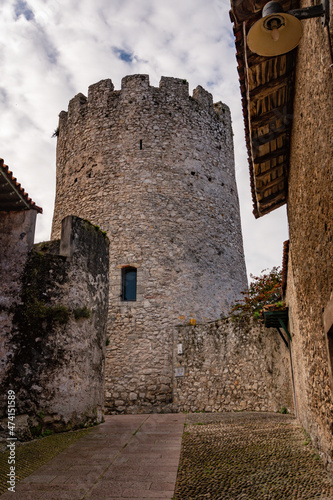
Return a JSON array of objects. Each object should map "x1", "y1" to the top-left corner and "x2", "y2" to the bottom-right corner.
[{"x1": 51, "y1": 74, "x2": 247, "y2": 413}]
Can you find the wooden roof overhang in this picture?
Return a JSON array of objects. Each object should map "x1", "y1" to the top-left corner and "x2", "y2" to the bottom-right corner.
[
  {"x1": 230, "y1": 0, "x2": 299, "y2": 218},
  {"x1": 0, "y1": 158, "x2": 43, "y2": 213}
]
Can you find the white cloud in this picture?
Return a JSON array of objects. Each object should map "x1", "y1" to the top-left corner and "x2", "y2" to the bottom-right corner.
[{"x1": 0, "y1": 0, "x2": 288, "y2": 279}]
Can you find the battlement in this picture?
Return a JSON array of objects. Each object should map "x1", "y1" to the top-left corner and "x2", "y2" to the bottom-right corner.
[{"x1": 59, "y1": 75, "x2": 229, "y2": 127}]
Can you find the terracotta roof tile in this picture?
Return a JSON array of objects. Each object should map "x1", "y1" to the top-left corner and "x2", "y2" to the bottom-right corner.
[{"x1": 0, "y1": 158, "x2": 43, "y2": 213}]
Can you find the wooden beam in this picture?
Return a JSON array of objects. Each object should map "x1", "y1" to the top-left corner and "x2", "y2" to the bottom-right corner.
[
  {"x1": 257, "y1": 175, "x2": 286, "y2": 194},
  {"x1": 255, "y1": 198, "x2": 286, "y2": 218},
  {"x1": 258, "y1": 189, "x2": 286, "y2": 205},
  {"x1": 252, "y1": 124, "x2": 289, "y2": 146},
  {"x1": 250, "y1": 105, "x2": 293, "y2": 129},
  {"x1": 246, "y1": 53, "x2": 277, "y2": 68},
  {"x1": 255, "y1": 161, "x2": 286, "y2": 180},
  {"x1": 249, "y1": 74, "x2": 291, "y2": 101},
  {"x1": 253, "y1": 146, "x2": 288, "y2": 164}
]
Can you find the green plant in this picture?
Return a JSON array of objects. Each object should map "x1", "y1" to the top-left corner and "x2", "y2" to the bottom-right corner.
[
  {"x1": 73, "y1": 306, "x2": 91, "y2": 320},
  {"x1": 52, "y1": 127, "x2": 59, "y2": 138},
  {"x1": 280, "y1": 406, "x2": 289, "y2": 414},
  {"x1": 229, "y1": 266, "x2": 282, "y2": 321},
  {"x1": 83, "y1": 219, "x2": 108, "y2": 238},
  {"x1": 271, "y1": 301, "x2": 286, "y2": 310},
  {"x1": 303, "y1": 428, "x2": 311, "y2": 445},
  {"x1": 51, "y1": 305, "x2": 70, "y2": 323},
  {"x1": 42, "y1": 429, "x2": 53, "y2": 437},
  {"x1": 16, "y1": 300, "x2": 70, "y2": 329},
  {"x1": 39, "y1": 242, "x2": 49, "y2": 251},
  {"x1": 31, "y1": 424, "x2": 42, "y2": 437}
]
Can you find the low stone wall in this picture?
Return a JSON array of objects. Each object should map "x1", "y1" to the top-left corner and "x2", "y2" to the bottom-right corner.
[
  {"x1": 173, "y1": 318, "x2": 294, "y2": 413},
  {"x1": 0, "y1": 216, "x2": 109, "y2": 439}
]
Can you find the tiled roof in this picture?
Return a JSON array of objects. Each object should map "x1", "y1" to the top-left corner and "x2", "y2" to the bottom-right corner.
[
  {"x1": 0, "y1": 158, "x2": 43, "y2": 213},
  {"x1": 230, "y1": 0, "x2": 299, "y2": 218}
]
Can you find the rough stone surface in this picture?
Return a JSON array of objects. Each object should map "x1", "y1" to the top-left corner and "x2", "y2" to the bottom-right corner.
[
  {"x1": 175, "y1": 412, "x2": 333, "y2": 499},
  {"x1": 286, "y1": 2, "x2": 333, "y2": 471},
  {"x1": 173, "y1": 318, "x2": 294, "y2": 413},
  {"x1": 0, "y1": 210, "x2": 37, "y2": 387},
  {"x1": 51, "y1": 75, "x2": 248, "y2": 413},
  {"x1": 0, "y1": 216, "x2": 109, "y2": 438}
]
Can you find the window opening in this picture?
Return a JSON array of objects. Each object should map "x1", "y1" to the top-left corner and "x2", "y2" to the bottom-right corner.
[
  {"x1": 140, "y1": 140, "x2": 143, "y2": 150},
  {"x1": 122, "y1": 267, "x2": 137, "y2": 301}
]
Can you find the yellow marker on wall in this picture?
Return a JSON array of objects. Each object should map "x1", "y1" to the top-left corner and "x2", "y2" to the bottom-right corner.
[{"x1": 190, "y1": 318, "x2": 196, "y2": 325}]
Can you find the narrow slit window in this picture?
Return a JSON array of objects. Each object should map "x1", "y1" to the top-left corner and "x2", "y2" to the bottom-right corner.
[
  {"x1": 122, "y1": 267, "x2": 137, "y2": 301},
  {"x1": 139, "y1": 140, "x2": 143, "y2": 150}
]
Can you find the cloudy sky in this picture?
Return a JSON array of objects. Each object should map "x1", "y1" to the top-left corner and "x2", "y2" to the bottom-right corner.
[{"x1": 1, "y1": 0, "x2": 288, "y2": 280}]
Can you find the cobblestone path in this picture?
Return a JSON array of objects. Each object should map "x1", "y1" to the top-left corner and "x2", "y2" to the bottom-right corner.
[{"x1": 174, "y1": 412, "x2": 333, "y2": 499}]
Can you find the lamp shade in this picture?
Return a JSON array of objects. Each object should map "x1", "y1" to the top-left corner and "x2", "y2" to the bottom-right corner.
[{"x1": 247, "y1": 11, "x2": 303, "y2": 56}]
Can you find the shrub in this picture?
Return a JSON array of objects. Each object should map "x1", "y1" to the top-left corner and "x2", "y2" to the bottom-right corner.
[
  {"x1": 230, "y1": 266, "x2": 282, "y2": 321},
  {"x1": 73, "y1": 306, "x2": 91, "y2": 320}
]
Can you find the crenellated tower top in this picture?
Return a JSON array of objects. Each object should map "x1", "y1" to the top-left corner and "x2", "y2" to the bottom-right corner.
[{"x1": 58, "y1": 75, "x2": 230, "y2": 131}]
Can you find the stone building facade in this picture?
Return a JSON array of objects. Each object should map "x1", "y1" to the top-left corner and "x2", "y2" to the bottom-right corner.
[
  {"x1": 51, "y1": 74, "x2": 248, "y2": 413},
  {"x1": 231, "y1": 0, "x2": 333, "y2": 471},
  {"x1": 284, "y1": 0, "x2": 333, "y2": 470}
]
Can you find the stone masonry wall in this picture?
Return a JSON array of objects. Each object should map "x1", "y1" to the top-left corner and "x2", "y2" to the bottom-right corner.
[
  {"x1": 51, "y1": 75, "x2": 248, "y2": 413},
  {"x1": 0, "y1": 210, "x2": 37, "y2": 390},
  {"x1": 286, "y1": 0, "x2": 333, "y2": 470},
  {"x1": 0, "y1": 216, "x2": 109, "y2": 439},
  {"x1": 173, "y1": 318, "x2": 294, "y2": 413}
]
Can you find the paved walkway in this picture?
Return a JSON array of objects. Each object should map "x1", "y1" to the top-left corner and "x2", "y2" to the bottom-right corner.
[
  {"x1": 0, "y1": 414, "x2": 185, "y2": 500},
  {"x1": 1, "y1": 412, "x2": 333, "y2": 499}
]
